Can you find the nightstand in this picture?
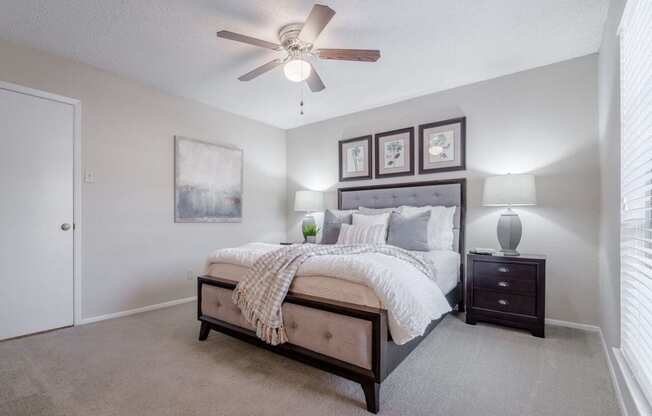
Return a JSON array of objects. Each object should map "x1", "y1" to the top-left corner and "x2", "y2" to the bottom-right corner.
[{"x1": 465, "y1": 253, "x2": 546, "y2": 337}]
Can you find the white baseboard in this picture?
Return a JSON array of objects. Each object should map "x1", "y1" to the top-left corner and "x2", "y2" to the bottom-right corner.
[
  {"x1": 79, "y1": 296, "x2": 196, "y2": 325},
  {"x1": 544, "y1": 318, "x2": 600, "y2": 332},
  {"x1": 614, "y1": 348, "x2": 652, "y2": 416},
  {"x1": 545, "y1": 319, "x2": 628, "y2": 415},
  {"x1": 599, "y1": 331, "x2": 629, "y2": 416}
]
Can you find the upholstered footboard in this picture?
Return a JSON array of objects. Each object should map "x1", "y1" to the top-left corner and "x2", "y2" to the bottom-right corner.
[
  {"x1": 200, "y1": 281, "x2": 374, "y2": 370},
  {"x1": 197, "y1": 275, "x2": 461, "y2": 413}
]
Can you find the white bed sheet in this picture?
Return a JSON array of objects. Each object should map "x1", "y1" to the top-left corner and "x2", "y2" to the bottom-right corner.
[{"x1": 411, "y1": 249, "x2": 460, "y2": 295}]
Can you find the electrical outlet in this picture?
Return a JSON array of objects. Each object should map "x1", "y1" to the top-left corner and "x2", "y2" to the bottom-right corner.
[{"x1": 186, "y1": 269, "x2": 194, "y2": 280}]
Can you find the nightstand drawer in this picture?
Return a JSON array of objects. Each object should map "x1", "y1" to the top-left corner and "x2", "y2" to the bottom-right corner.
[
  {"x1": 473, "y1": 274, "x2": 536, "y2": 294},
  {"x1": 473, "y1": 289, "x2": 536, "y2": 316},
  {"x1": 475, "y1": 261, "x2": 537, "y2": 280}
]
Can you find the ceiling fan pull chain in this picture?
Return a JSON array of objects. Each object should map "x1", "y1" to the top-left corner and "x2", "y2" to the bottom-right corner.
[{"x1": 300, "y1": 82, "x2": 305, "y2": 115}]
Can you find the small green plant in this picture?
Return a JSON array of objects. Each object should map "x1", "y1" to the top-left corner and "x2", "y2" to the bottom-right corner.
[{"x1": 302, "y1": 223, "x2": 319, "y2": 237}]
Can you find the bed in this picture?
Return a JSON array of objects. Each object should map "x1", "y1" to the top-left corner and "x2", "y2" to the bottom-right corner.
[{"x1": 197, "y1": 179, "x2": 466, "y2": 413}]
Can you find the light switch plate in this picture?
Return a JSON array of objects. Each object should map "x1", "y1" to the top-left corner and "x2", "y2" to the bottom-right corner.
[{"x1": 84, "y1": 171, "x2": 95, "y2": 183}]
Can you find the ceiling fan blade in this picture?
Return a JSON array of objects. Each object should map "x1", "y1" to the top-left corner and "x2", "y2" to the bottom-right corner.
[
  {"x1": 217, "y1": 30, "x2": 281, "y2": 51},
  {"x1": 306, "y1": 63, "x2": 325, "y2": 92},
  {"x1": 238, "y1": 59, "x2": 283, "y2": 81},
  {"x1": 299, "y1": 4, "x2": 336, "y2": 43},
  {"x1": 315, "y1": 48, "x2": 381, "y2": 62}
]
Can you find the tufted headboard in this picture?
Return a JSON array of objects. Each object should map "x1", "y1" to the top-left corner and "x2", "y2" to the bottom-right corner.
[{"x1": 337, "y1": 179, "x2": 466, "y2": 257}]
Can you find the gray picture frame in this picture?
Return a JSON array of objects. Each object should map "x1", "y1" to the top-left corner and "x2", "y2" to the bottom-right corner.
[{"x1": 174, "y1": 136, "x2": 243, "y2": 223}]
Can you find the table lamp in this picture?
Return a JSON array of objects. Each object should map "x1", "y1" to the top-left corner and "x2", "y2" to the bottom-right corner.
[
  {"x1": 294, "y1": 190, "x2": 324, "y2": 242},
  {"x1": 482, "y1": 174, "x2": 536, "y2": 256}
]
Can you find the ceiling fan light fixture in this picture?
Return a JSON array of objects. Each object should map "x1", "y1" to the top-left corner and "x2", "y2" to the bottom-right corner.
[{"x1": 284, "y1": 59, "x2": 311, "y2": 82}]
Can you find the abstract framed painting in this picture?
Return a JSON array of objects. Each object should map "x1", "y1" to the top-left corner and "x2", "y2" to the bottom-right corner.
[
  {"x1": 374, "y1": 127, "x2": 414, "y2": 178},
  {"x1": 339, "y1": 135, "x2": 372, "y2": 182},
  {"x1": 418, "y1": 117, "x2": 466, "y2": 174},
  {"x1": 174, "y1": 136, "x2": 243, "y2": 223}
]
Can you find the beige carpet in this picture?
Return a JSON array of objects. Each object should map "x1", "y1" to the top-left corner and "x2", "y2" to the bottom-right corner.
[{"x1": 0, "y1": 302, "x2": 619, "y2": 415}]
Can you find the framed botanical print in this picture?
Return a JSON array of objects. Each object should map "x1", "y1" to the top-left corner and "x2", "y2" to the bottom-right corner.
[
  {"x1": 418, "y1": 117, "x2": 466, "y2": 174},
  {"x1": 374, "y1": 127, "x2": 414, "y2": 178},
  {"x1": 339, "y1": 135, "x2": 372, "y2": 182}
]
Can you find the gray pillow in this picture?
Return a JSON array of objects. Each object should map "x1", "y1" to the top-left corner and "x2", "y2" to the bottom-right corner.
[
  {"x1": 387, "y1": 210, "x2": 431, "y2": 251},
  {"x1": 321, "y1": 209, "x2": 354, "y2": 244}
]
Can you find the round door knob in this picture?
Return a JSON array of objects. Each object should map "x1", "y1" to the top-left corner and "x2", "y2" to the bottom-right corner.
[{"x1": 61, "y1": 223, "x2": 72, "y2": 231}]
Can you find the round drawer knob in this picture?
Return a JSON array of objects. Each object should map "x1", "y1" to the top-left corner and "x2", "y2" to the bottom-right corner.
[
  {"x1": 497, "y1": 267, "x2": 509, "y2": 273},
  {"x1": 498, "y1": 299, "x2": 509, "y2": 306},
  {"x1": 497, "y1": 281, "x2": 510, "y2": 287}
]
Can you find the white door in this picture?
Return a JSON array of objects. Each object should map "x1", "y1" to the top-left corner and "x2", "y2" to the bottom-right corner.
[{"x1": 0, "y1": 85, "x2": 75, "y2": 340}]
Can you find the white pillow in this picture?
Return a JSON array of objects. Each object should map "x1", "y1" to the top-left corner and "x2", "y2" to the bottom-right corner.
[
  {"x1": 336, "y1": 224, "x2": 386, "y2": 245},
  {"x1": 353, "y1": 212, "x2": 390, "y2": 226},
  {"x1": 353, "y1": 212, "x2": 390, "y2": 239},
  {"x1": 400, "y1": 205, "x2": 456, "y2": 250}
]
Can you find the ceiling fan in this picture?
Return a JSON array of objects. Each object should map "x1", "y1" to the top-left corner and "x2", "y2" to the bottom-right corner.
[{"x1": 216, "y1": 4, "x2": 381, "y2": 92}]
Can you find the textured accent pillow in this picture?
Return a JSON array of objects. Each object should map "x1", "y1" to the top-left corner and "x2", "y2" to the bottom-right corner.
[
  {"x1": 387, "y1": 211, "x2": 431, "y2": 251},
  {"x1": 321, "y1": 209, "x2": 354, "y2": 244},
  {"x1": 352, "y1": 212, "x2": 391, "y2": 240},
  {"x1": 400, "y1": 205, "x2": 456, "y2": 250},
  {"x1": 336, "y1": 224, "x2": 386, "y2": 245}
]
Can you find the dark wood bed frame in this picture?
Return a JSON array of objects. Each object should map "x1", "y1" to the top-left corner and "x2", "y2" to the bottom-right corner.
[{"x1": 197, "y1": 179, "x2": 466, "y2": 413}]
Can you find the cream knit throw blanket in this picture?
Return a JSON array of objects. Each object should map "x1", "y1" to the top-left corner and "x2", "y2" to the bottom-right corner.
[{"x1": 231, "y1": 244, "x2": 434, "y2": 346}]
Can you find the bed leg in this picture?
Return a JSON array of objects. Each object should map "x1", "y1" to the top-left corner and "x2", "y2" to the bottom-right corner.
[
  {"x1": 361, "y1": 381, "x2": 379, "y2": 413},
  {"x1": 198, "y1": 321, "x2": 210, "y2": 341},
  {"x1": 457, "y1": 283, "x2": 465, "y2": 313}
]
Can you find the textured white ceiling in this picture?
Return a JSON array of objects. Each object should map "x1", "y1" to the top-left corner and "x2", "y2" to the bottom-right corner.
[{"x1": 0, "y1": 0, "x2": 608, "y2": 129}]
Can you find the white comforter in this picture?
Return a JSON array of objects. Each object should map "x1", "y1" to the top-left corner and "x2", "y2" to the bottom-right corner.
[{"x1": 205, "y1": 243, "x2": 452, "y2": 345}]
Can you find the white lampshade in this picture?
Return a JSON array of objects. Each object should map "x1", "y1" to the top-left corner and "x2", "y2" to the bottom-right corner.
[
  {"x1": 482, "y1": 174, "x2": 537, "y2": 206},
  {"x1": 284, "y1": 59, "x2": 311, "y2": 82},
  {"x1": 294, "y1": 190, "x2": 324, "y2": 212}
]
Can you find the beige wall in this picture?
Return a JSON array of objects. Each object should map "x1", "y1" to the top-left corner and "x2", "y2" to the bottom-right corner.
[
  {"x1": 0, "y1": 39, "x2": 287, "y2": 320},
  {"x1": 287, "y1": 55, "x2": 601, "y2": 326}
]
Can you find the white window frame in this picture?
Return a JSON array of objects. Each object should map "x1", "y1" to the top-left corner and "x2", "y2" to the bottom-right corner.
[{"x1": 619, "y1": 0, "x2": 652, "y2": 412}]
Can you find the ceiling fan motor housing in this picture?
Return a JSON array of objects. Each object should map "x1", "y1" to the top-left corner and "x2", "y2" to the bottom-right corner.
[{"x1": 279, "y1": 23, "x2": 312, "y2": 54}]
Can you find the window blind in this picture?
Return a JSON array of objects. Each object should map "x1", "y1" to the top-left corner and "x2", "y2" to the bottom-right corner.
[{"x1": 620, "y1": 0, "x2": 652, "y2": 404}]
